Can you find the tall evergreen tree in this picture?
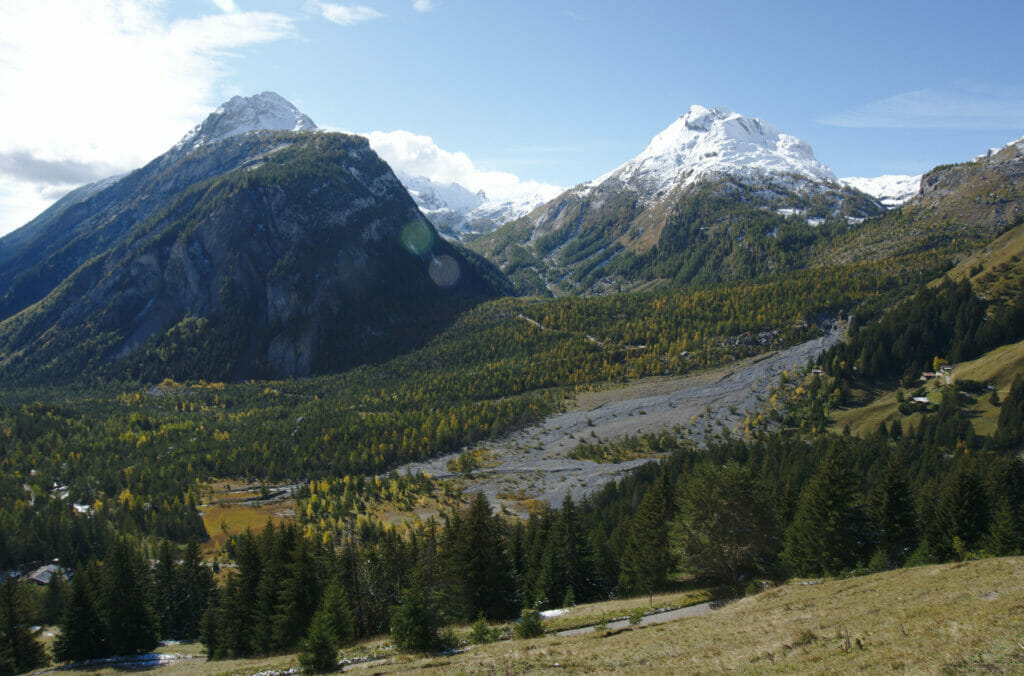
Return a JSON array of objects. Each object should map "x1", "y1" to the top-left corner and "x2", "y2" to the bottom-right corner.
[
  {"x1": 0, "y1": 578, "x2": 48, "y2": 675},
  {"x1": 934, "y1": 466, "x2": 990, "y2": 559},
  {"x1": 319, "y1": 581, "x2": 355, "y2": 647},
  {"x1": 154, "y1": 540, "x2": 178, "y2": 639},
  {"x1": 55, "y1": 564, "x2": 107, "y2": 662},
  {"x1": 298, "y1": 608, "x2": 338, "y2": 674},
  {"x1": 272, "y1": 536, "x2": 323, "y2": 651},
  {"x1": 868, "y1": 458, "x2": 919, "y2": 566},
  {"x1": 104, "y1": 538, "x2": 159, "y2": 656},
  {"x1": 619, "y1": 468, "x2": 675, "y2": 598},
  {"x1": 177, "y1": 538, "x2": 214, "y2": 640},
  {"x1": 672, "y1": 461, "x2": 780, "y2": 584},
  {"x1": 783, "y1": 454, "x2": 871, "y2": 576},
  {"x1": 42, "y1": 569, "x2": 69, "y2": 626},
  {"x1": 444, "y1": 493, "x2": 517, "y2": 620}
]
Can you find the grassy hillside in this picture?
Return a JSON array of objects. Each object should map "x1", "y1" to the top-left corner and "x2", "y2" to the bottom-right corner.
[
  {"x1": 42, "y1": 557, "x2": 1024, "y2": 674},
  {"x1": 368, "y1": 557, "x2": 1024, "y2": 674}
]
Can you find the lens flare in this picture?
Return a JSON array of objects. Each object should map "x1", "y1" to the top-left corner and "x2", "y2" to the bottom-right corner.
[
  {"x1": 400, "y1": 219, "x2": 434, "y2": 255},
  {"x1": 429, "y1": 254, "x2": 461, "y2": 288}
]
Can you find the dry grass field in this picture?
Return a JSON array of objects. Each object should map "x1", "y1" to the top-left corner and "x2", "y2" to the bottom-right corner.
[{"x1": 362, "y1": 557, "x2": 1024, "y2": 675}]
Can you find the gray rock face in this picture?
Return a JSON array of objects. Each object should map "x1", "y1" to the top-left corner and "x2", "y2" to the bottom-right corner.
[{"x1": 0, "y1": 131, "x2": 502, "y2": 383}]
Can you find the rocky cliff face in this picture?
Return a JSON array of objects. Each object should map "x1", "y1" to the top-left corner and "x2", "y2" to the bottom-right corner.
[
  {"x1": 0, "y1": 129, "x2": 504, "y2": 383},
  {"x1": 911, "y1": 137, "x2": 1024, "y2": 233}
]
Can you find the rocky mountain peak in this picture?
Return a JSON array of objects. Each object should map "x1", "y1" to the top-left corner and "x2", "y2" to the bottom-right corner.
[
  {"x1": 591, "y1": 105, "x2": 837, "y2": 200},
  {"x1": 174, "y1": 91, "x2": 317, "y2": 154}
]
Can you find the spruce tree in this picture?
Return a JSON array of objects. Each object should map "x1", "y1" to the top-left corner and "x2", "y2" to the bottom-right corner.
[
  {"x1": 55, "y1": 564, "x2": 107, "y2": 662},
  {"x1": 619, "y1": 468, "x2": 674, "y2": 599},
  {"x1": 868, "y1": 458, "x2": 919, "y2": 566},
  {"x1": 177, "y1": 538, "x2": 214, "y2": 640},
  {"x1": 985, "y1": 498, "x2": 1022, "y2": 556},
  {"x1": 320, "y1": 582, "x2": 356, "y2": 647},
  {"x1": 445, "y1": 492, "x2": 517, "y2": 620},
  {"x1": 104, "y1": 538, "x2": 159, "y2": 656},
  {"x1": 42, "y1": 569, "x2": 69, "y2": 626},
  {"x1": 672, "y1": 461, "x2": 779, "y2": 584},
  {"x1": 390, "y1": 583, "x2": 440, "y2": 653},
  {"x1": 935, "y1": 466, "x2": 990, "y2": 559},
  {"x1": 0, "y1": 578, "x2": 48, "y2": 674},
  {"x1": 273, "y1": 536, "x2": 323, "y2": 652},
  {"x1": 783, "y1": 454, "x2": 871, "y2": 576},
  {"x1": 154, "y1": 540, "x2": 179, "y2": 639},
  {"x1": 298, "y1": 608, "x2": 338, "y2": 673}
]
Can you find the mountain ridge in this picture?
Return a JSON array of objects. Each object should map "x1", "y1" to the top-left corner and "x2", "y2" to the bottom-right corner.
[
  {"x1": 470, "y1": 105, "x2": 884, "y2": 295},
  {"x1": 0, "y1": 95, "x2": 505, "y2": 383}
]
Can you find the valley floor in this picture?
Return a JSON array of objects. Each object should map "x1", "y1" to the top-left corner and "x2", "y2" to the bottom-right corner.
[{"x1": 397, "y1": 327, "x2": 843, "y2": 515}]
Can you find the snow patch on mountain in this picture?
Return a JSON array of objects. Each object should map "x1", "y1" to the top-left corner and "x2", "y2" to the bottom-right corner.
[
  {"x1": 840, "y1": 174, "x2": 921, "y2": 208},
  {"x1": 398, "y1": 171, "x2": 485, "y2": 215},
  {"x1": 395, "y1": 172, "x2": 560, "y2": 237},
  {"x1": 174, "y1": 91, "x2": 317, "y2": 154},
  {"x1": 587, "y1": 105, "x2": 837, "y2": 200}
]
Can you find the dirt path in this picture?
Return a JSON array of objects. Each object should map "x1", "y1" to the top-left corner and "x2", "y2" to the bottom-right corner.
[
  {"x1": 397, "y1": 327, "x2": 842, "y2": 516},
  {"x1": 555, "y1": 600, "x2": 727, "y2": 636}
]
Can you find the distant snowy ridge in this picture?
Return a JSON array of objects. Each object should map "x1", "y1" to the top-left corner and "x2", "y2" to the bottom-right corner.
[
  {"x1": 840, "y1": 174, "x2": 921, "y2": 208},
  {"x1": 174, "y1": 91, "x2": 317, "y2": 154},
  {"x1": 585, "y1": 105, "x2": 838, "y2": 201},
  {"x1": 394, "y1": 172, "x2": 561, "y2": 237}
]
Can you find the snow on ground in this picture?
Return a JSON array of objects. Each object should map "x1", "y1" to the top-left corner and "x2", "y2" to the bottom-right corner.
[{"x1": 840, "y1": 174, "x2": 921, "y2": 208}]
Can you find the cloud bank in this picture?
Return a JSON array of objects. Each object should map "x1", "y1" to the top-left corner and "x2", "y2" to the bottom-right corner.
[
  {"x1": 365, "y1": 130, "x2": 563, "y2": 203},
  {"x1": 0, "y1": 0, "x2": 294, "y2": 235}
]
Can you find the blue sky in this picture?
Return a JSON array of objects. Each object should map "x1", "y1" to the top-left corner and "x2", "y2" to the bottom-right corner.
[{"x1": 1, "y1": 0, "x2": 1022, "y2": 235}]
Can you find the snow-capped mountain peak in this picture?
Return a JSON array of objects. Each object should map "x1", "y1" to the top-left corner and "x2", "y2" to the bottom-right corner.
[
  {"x1": 840, "y1": 174, "x2": 921, "y2": 208},
  {"x1": 592, "y1": 105, "x2": 837, "y2": 198},
  {"x1": 174, "y1": 91, "x2": 317, "y2": 153}
]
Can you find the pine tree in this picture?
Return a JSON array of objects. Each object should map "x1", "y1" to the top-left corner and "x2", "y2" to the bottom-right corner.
[
  {"x1": 619, "y1": 468, "x2": 675, "y2": 599},
  {"x1": 934, "y1": 466, "x2": 990, "y2": 559},
  {"x1": 42, "y1": 569, "x2": 69, "y2": 626},
  {"x1": 55, "y1": 564, "x2": 108, "y2": 662},
  {"x1": 672, "y1": 461, "x2": 779, "y2": 584},
  {"x1": 783, "y1": 454, "x2": 871, "y2": 576},
  {"x1": 985, "y1": 498, "x2": 1022, "y2": 556},
  {"x1": 298, "y1": 608, "x2": 338, "y2": 673},
  {"x1": 177, "y1": 538, "x2": 214, "y2": 640},
  {"x1": 390, "y1": 582, "x2": 440, "y2": 653},
  {"x1": 868, "y1": 458, "x2": 919, "y2": 566},
  {"x1": 272, "y1": 536, "x2": 323, "y2": 651},
  {"x1": 320, "y1": 582, "x2": 355, "y2": 647},
  {"x1": 104, "y1": 538, "x2": 159, "y2": 656},
  {"x1": 444, "y1": 492, "x2": 517, "y2": 620},
  {"x1": 154, "y1": 540, "x2": 179, "y2": 639},
  {"x1": 0, "y1": 578, "x2": 48, "y2": 674}
]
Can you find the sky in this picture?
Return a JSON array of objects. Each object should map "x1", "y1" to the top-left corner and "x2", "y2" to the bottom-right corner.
[{"x1": 1, "y1": 0, "x2": 1022, "y2": 236}]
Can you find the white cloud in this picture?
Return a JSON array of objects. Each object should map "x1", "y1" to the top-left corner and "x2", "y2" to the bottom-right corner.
[
  {"x1": 412, "y1": 0, "x2": 435, "y2": 12},
  {"x1": 318, "y1": 3, "x2": 384, "y2": 26},
  {"x1": 0, "y1": 0, "x2": 294, "y2": 235},
  {"x1": 365, "y1": 129, "x2": 563, "y2": 203},
  {"x1": 212, "y1": 0, "x2": 237, "y2": 12},
  {"x1": 821, "y1": 85, "x2": 1024, "y2": 130}
]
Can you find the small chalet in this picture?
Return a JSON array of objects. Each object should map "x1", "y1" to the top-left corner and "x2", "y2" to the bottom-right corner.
[{"x1": 25, "y1": 563, "x2": 66, "y2": 585}]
